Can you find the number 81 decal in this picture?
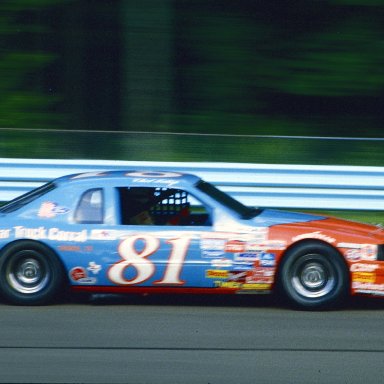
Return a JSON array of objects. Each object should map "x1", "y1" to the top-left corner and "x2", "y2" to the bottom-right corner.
[{"x1": 108, "y1": 234, "x2": 191, "y2": 285}]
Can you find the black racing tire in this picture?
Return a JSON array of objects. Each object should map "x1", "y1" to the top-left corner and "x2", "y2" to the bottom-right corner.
[
  {"x1": 278, "y1": 241, "x2": 349, "y2": 310},
  {"x1": 0, "y1": 241, "x2": 65, "y2": 305}
]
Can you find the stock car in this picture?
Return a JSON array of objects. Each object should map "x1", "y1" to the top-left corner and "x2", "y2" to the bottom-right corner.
[{"x1": 0, "y1": 170, "x2": 383, "y2": 310}]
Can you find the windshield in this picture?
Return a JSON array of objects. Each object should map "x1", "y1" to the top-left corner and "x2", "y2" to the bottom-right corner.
[
  {"x1": 196, "y1": 181, "x2": 260, "y2": 219},
  {"x1": 0, "y1": 182, "x2": 56, "y2": 214}
]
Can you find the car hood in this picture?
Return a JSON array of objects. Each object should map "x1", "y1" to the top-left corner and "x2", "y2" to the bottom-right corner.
[
  {"x1": 294, "y1": 216, "x2": 384, "y2": 238},
  {"x1": 251, "y1": 209, "x2": 384, "y2": 239}
]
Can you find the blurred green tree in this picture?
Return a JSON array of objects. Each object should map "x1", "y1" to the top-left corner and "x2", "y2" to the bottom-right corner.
[
  {"x1": 174, "y1": 0, "x2": 384, "y2": 137},
  {"x1": 1, "y1": 0, "x2": 383, "y2": 164},
  {"x1": 0, "y1": 0, "x2": 62, "y2": 128}
]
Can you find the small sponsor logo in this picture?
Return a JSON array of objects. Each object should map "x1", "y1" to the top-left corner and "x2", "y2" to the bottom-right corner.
[
  {"x1": 201, "y1": 238, "x2": 226, "y2": 258},
  {"x1": 350, "y1": 263, "x2": 379, "y2": 272},
  {"x1": 352, "y1": 272, "x2": 376, "y2": 284},
  {"x1": 38, "y1": 202, "x2": 69, "y2": 218},
  {"x1": 87, "y1": 261, "x2": 102, "y2": 274},
  {"x1": 13, "y1": 226, "x2": 87, "y2": 242},
  {"x1": 259, "y1": 253, "x2": 276, "y2": 267},
  {"x1": 202, "y1": 250, "x2": 225, "y2": 258},
  {"x1": 90, "y1": 230, "x2": 117, "y2": 241},
  {"x1": 206, "y1": 270, "x2": 229, "y2": 279},
  {"x1": 0, "y1": 229, "x2": 11, "y2": 239},
  {"x1": 69, "y1": 267, "x2": 87, "y2": 281},
  {"x1": 211, "y1": 259, "x2": 233, "y2": 268},
  {"x1": 69, "y1": 267, "x2": 97, "y2": 284},
  {"x1": 228, "y1": 271, "x2": 247, "y2": 282},
  {"x1": 352, "y1": 282, "x2": 384, "y2": 291},
  {"x1": 341, "y1": 244, "x2": 378, "y2": 261},
  {"x1": 225, "y1": 240, "x2": 246, "y2": 253}
]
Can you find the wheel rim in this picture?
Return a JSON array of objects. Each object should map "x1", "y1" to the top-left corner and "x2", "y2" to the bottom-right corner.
[
  {"x1": 290, "y1": 254, "x2": 336, "y2": 299},
  {"x1": 5, "y1": 250, "x2": 50, "y2": 294}
]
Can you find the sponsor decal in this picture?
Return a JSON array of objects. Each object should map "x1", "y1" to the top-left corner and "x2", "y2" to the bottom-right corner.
[
  {"x1": 345, "y1": 249, "x2": 363, "y2": 262},
  {"x1": 202, "y1": 250, "x2": 225, "y2": 258},
  {"x1": 214, "y1": 281, "x2": 242, "y2": 289},
  {"x1": 38, "y1": 202, "x2": 70, "y2": 218},
  {"x1": 355, "y1": 290, "x2": 384, "y2": 296},
  {"x1": 246, "y1": 268, "x2": 275, "y2": 284},
  {"x1": 201, "y1": 237, "x2": 226, "y2": 258},
  {"x1": 90, "y1": 229, "x2": 118, "y2": 241},
  {"x1": 214, "y1": 281, "x2": 271, "y2": 290},
  {"x1": 126, "y1": 172, "x2": 182, "y2": 187},
  {"x1": 352, "y1": 282, "x2": 384, "y2": 291},
  {"x1": 87, "y1": 261, "x2": 102, "y2": 275},
  {"x1": 209, "y1": 268, "x2": 277, "y2": 285},
  {"x1": 352, "y1": 272, "x2": 376, "y2": 284},
  {"x1": 70, "y1": 267, "x2": 86, "y2": 281},
  {"x1": 0, "y1": 229, "x2": 11, "y2": 239},
  {"x1": 58, "y1": 245, "x2": 81, "y2": 252},
  {"x1": 206, "y1": 270, "x2": 229, "y2": 279},
  {"x1": 228, "y1": 271, "x2": 247, "y2": 282},
  {"x1": 292, "y1": 231, "x2": 336, "y2": 243},
  {"x1": 13, "y1": 226, "x2": 87, "y2": 242},
  {"x1": 233, "y1": 264, "x2": 254, "y2": 271},
  {"x1": 339, "y1": 243, "x2": 378, "y2": 261},
  {"x1": 241, "y1": 283, "x2": 271, "y2": 291},
  {"x1": 225, "y1": 240, "x2": 246, "y2": 253},
  {"x1": 259, "y1": 253, "x2": 276, "y2": 267},
  {"x1": 131, "y1": 178, "x2": 180, "y2": 187},
  {"x1": 232, "y1": 252, "x2": 276, "y2": 268},
  {"x1": 234, "y1": 253, "x2": 259, "y2": 263},
  {"x1": 201, "y1": 249, "x2": 224, "y2": 259},
  {"x1": 350, "y1": 263, "x2": 379, "y2": 272},
  {"x1": 211, "y1": 258, "x2": 233, "y2": 268},
  {"x1": 232, "y1": 253, "x2": 257, "y2": 270},
  {"x1": 69, "y1": 267, "x2": 97, "y2": 284}
]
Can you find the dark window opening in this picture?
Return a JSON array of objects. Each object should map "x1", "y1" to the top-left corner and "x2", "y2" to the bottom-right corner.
[{"x1": 118, "y1": 186, "x2": 210, "y2": 226}]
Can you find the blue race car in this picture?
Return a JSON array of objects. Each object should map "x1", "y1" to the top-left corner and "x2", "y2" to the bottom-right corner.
[{"x1": 0, "y1": 170, "x2": 384, "y2": 309}]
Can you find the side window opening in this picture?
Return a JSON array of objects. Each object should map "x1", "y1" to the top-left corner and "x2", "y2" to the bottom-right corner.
[
  {"x1": 118, "y1": 187, "x2": 211, "y2": 226},
  {"x1": 75, "y1": 188, "x2": 104, "y2": 224}
]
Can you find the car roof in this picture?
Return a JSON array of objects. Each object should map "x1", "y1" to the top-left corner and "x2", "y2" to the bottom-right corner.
[{"x1": 54, "y1": 170, "x2": 202, "y2": 188}]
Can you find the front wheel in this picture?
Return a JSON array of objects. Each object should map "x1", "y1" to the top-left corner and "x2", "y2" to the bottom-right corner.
[
  {"x1": 0, "y1": 241, "x2": 65, "y2": 305},
  {"x1": 278, "y1": 242, "x2": 349, "y2": 310}
]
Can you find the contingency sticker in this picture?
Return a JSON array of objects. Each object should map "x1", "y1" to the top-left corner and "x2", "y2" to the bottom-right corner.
[{"x1": 38, "y1": 202, "x2": 70, "y2": 218}]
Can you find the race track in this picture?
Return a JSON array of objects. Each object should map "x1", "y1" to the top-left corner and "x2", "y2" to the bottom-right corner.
[{"x1": 1, "y1": 294, "x2": 384, "y2": 384}]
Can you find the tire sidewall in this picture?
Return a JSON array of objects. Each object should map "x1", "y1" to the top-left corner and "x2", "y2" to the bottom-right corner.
[
  {"x1": 0, "y1": 241, "x2": 65, "y2": 305},
  {"x1": 279, "y1": 241, "x2": 349, "y2": 310}
]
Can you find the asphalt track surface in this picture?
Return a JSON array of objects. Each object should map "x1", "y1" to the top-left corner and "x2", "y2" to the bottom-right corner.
[{"x1": 1, "y1": 294, "x2": 384, "y2": 384}]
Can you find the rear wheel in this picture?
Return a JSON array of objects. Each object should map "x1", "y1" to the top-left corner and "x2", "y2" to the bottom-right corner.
[
  {"x1": 0, "y1": 241, "x2": 65, "y2": 305},
  {"x1": 279, "y1": 242, "x2": 349, "y2": 310}
]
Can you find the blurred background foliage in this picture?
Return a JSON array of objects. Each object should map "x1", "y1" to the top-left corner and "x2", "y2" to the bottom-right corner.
[{"x1": 0, "y1": 0, "x2": 383, "y2": 164}]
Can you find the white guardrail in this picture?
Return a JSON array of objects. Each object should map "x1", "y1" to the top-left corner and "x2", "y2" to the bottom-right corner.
[{"x1": 0, "y1": 158, "x2": 384, "y2": 210}]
